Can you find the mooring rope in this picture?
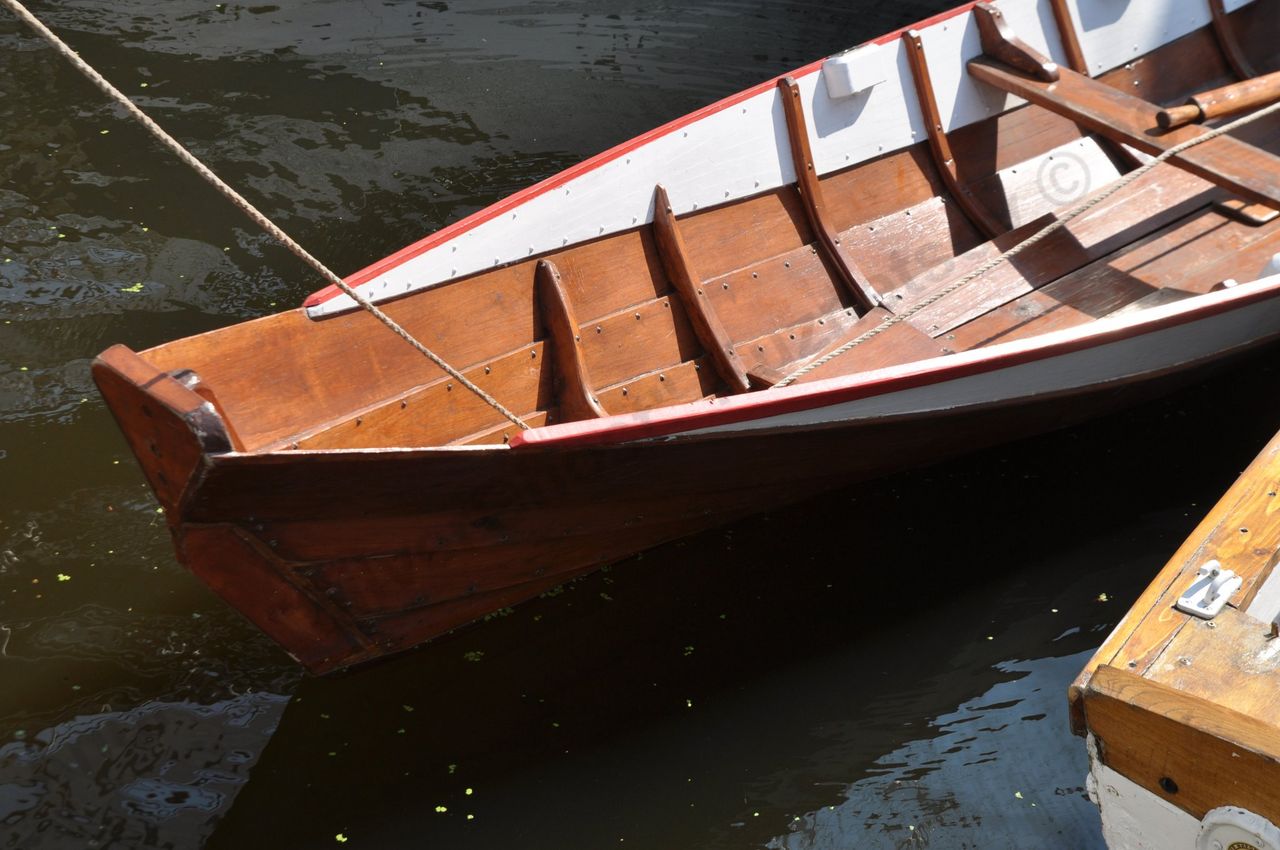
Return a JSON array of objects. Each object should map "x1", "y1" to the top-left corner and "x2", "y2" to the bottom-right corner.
[
  {"x1": 1, "y1": 0, "x2": 530, "y2": 430},
  {"x1": 776, "y1": 96, "x2": 1280, "y2": 387}
]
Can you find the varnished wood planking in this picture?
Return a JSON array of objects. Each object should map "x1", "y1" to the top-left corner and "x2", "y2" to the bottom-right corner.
[
  {"x1": 1096, "y1": 25, "x2": 1234, "y2": 109},
  {"x1": 303, "y1": 508, "x2": 770, "y2": 618},
  {"x1": 652, "y1": 185, "x2": 752, "y2": 393},
  {"x1": 676, "y1": 187, "x2": 813, "y2": 283},
  {"x1": 1144, "y1": 607, "x2": 1280, "y2": 728},
  {"x1": 455, "y1": 410, "x2": 551, "y2": 446},
  {"x1": 792, "y1": 311, "x2": 950, "y2": 384},
  {"x1": 954, "y1": 206, "x2": 1280, "y2": 348},
  {"x1": 294, "y1": 341, "x2": 553, "y2": 450},
  {"x1": 595, "y1": 357, "x2": 719, "y2": 415},
  {"x1": 888, "y1": 164, "x2": 1218, "y2": 337},
  {"x1": 177, "y1": 524, "x2": 378, "y2": 671},
  {"x1": 1070, "y1": 426, "x2": 1280, "y2": 734},
  {"x1": 701, "y1": 245, "x2": 848, "y2": 344},
  {"x1": 578, "y1": 294, "x2": 702, "y2": 390},
  {"x1": 837, "y1": 196, "x2": 983, "y2": 293},
  {"x1": 144, "y1": 263, "x2": 540, "y2": 451},
  {"x1": 735, "y1": 307, "x2": 864, "y2": 375},
  {"x1": 1083, "y1": 665, "x2": 1280, "y2": 824},
  {"x1": 904, "y1": 28, "x2": 1005, "y2": 240},
  {"x1": 545, "y1": 227, "x2": 672, "y2": 325},
  {"x1": 778, "y1": 75, "x2": 880, "y2": 310}
]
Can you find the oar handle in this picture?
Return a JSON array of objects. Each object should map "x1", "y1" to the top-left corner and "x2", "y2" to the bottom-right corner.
[
  {"x1": 1157, "y1": 103, "x2": 1204, "y2": 129},
  {"x1": 1157, "y1": 68, "x2": 1280, "y2": 130}
]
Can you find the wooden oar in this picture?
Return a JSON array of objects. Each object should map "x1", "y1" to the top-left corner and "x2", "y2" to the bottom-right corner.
[{"x1": 1158, "y1": 68, "x2": 1280, "y2": 129}]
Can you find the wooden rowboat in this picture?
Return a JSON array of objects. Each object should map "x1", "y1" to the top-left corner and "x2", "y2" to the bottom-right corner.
[
  {"x1": 1071, "y1": 426, "x2": 1280, "y2": 850},
  {"x1": 93, "y1": 0, "x2": 1280, "y2": 673}
]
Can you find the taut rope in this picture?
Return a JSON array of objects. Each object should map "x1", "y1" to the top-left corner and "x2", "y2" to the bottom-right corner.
[
  {"x1": 776, "y1": 97, "x2": 1280, "y2": 387},
  {"x1": 2, "y1": 0, "x2": 529, "y2": 430}
]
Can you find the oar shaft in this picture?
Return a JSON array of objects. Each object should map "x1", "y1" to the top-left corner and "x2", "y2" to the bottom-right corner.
[{"x1": 1158, "y1": 68, "x2": 1280, "y2": 129}]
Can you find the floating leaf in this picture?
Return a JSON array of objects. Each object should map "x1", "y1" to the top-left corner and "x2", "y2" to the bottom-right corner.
[{"x1": 120, "y1": 282, "x2": 144, "y2": 293}]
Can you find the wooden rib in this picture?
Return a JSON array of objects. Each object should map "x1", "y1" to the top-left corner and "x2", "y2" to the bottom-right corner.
[
  {"x1": 651, "y1": 184, "x2": 751, "y2": 393},
  {"x1": 535, "y1": 259, "x2": 606, "y2": 421},
  {"x1": 1046, "y1": 0, "x2": 1087, "y2": 74},
  {"x1": 903, "y1": 30, "x2": 1007, "y2": 240},
  {"x1": 967, "y1": 58, "x2": 1280, "y2": 208},
  {"x1": 1209, "y1": 0, "x2": 1258, "y2": 80},
  {"x1": 1083, "y1": 665, "x2": 1280, "y2": 824},
  {"x1": 776, "y1": 77, "x2": 882, "y2": 312},
  {"x1": 1041, "y1": 0, "x2": 1144, "y2": 172}
]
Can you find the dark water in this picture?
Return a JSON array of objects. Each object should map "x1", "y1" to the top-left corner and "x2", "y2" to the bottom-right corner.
[{"x1": 4, "y1": 1, "x2": 1280, "y2": 847}]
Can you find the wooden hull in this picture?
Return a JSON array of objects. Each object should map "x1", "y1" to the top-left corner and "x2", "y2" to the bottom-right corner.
[
  {"x1": 88, "y1": 0, "x2": 1280, "y2": 671},
  {"x1": 97, "y1": 282, "x2": 1280, "y2": 672}
]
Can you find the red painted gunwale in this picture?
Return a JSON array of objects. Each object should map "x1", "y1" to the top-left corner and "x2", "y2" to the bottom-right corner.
[
  {"x1": 302, "y1": 2, "x2": 982, "y2": 309},
  {"x1": 510, "y1": 277, "x2": 1280, "y2": 450}
]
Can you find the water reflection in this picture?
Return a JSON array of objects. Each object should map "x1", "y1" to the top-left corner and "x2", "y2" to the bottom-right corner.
[
  {"x1": 770, "y1": 652, "x2": 1101, "y2": 850},
  {"x1": 0, "y1": 692, "x2": 287, "y2": 849}
]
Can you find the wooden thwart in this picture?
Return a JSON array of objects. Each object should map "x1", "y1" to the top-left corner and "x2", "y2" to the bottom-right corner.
[
  {"x1": 967, "y1": 58, "x2": 1280, "y2": 208},
  {"x1": 1022, "y1": 0, "x2": 1143, "y2": 172},
  {"x1": 776, "y1": 77, "x2": 881, "y2": 312}
]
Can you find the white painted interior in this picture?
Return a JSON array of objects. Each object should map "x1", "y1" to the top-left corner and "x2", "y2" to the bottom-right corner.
[
  {"x1": 307, "y1": 0, "x2": 1258, "y2": 318},
  {"x1": 1069, "y1": 0, "x2": 1231, "y2": 76}
]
